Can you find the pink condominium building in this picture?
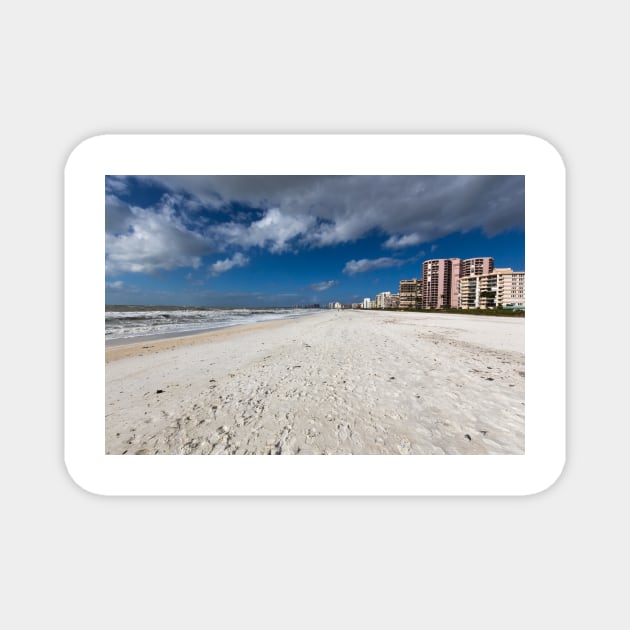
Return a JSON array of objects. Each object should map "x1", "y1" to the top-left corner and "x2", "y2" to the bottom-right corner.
[
  {"x1": 422, "y1": 259, "x2": 451, "y2": 309},
  {"x1": 460, "y1": 257, "x2": 494, "y2": 278},
  {"x1": 422, "y1": 257, "x2": 494, "y2": 309}
]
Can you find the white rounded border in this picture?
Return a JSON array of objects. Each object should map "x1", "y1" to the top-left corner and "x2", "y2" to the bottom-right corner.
[{"x1": 64, "y1": 134, "x2": 565, "y2": 496}]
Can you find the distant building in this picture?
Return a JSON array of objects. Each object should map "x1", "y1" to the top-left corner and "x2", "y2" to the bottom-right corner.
[
  {"x1": 362, "y1": 297, "x2": 371, "y2": 309},
  {"x1": 375, "y1": 291, "x2": 392, "y2": 309},
  {"x1": 399, "y1": 278, "x2": 421, "y2": 309}
]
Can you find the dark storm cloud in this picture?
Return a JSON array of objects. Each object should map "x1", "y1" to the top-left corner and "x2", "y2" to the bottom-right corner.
[
  {"x1": 105, "y1": 193, "x2": 134, "y2": 234},
  {"x1": 144, "y1": 175, "x2": 337, "y2": 209},
  {"x1": 143, "y1": 174, "x2": 524, "y2": 244}
]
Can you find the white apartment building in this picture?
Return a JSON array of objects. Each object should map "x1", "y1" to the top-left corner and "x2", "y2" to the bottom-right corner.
[
  {"x1": 495, "y1": 270, "x2": 525, "y2": 309},
  {"x1": 375, "y1": 291, "x2": 392, "y2": 309},
  {"x1": 459, "y1": 268, "x2": 525, "y2": 309}
]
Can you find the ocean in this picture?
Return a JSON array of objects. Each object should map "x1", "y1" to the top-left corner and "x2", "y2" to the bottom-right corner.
[{"x1": 105, "y1": 305, "x2": 320, "y2": 343}]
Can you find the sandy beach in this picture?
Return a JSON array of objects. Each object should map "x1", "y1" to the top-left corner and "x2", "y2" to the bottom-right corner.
[{"x1": 106, "y1": 310, "x2": 524, "y2": 455}]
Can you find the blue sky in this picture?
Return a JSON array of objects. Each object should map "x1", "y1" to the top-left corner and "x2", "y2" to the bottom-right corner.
[{"x1": 105, "y1": 175, "x2": 525, "y2": 306}]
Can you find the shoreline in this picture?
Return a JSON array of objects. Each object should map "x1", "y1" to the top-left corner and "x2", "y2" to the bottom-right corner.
[
  {"x1": 105, "y1": 314, "x2": 326, "y2": 363},
  {"x1": 106, "y1": 323, "x2": 242, "y2": 348},
  {"x1": 106, "y1": 310, "x2": 525, "y2": 455},
  {"x1": 105, "y1": 307, "x2": 322, "y2": 348}
]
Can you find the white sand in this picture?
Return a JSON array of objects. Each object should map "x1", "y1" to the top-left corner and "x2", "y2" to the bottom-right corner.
[{"x1": 106, "y1": 310, "x2": 525, "y2": 455}]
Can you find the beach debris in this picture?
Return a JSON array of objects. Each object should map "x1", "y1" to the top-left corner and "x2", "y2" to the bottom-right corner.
[
  {"x1": 464, "y1": 434, "x2": 472, "y2": 441},
  {"x1": 389, "y1": 376, "x2": 396, "y2": 380},
  {"x1": 485, "y1": 377, "x2": 494, "y2": 381},
  {"x1": 156, "y1": 389, "x2": 165, "y2": 394},
  {"x1": 480, "y1": 430, "x2": 488, "y2": 436}
]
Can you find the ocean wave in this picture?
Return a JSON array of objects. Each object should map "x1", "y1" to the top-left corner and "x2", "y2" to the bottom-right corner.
[{"x1": 105, "y1": 307, "x2": 317, "y2": 341}]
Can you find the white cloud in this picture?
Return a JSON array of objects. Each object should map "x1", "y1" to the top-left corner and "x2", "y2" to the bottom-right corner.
[
  {"x1": 213, "y1": 208, "x2": 316, "y2": 253},
  {"x1": 307, "y1": 280, "x2": 339, "y2": 291},
  {"x1": 209, "y1": 252, "x2": 250, "y2": 276},
  {"x1": 343, "y1": 257, "x2": 406, "y2": 275},
  {"x1": 106, "y1": 196, "x2": 212, "y2": 275},
  {"x1": 383, "y1": 233, "x2": 424, "y2": 249},
  {"x1": 105, "y1": 176, "x2": 129, "y2": 196}
]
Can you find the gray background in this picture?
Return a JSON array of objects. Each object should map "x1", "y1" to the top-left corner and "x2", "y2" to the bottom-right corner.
[{"x1": 3, "y1": 1, "x2": 626, "y2": 628}]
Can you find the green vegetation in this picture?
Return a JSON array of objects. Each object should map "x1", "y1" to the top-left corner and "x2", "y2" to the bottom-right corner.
[{"x1": 381, "y1": 307, "x2": 524, "y2": 317}]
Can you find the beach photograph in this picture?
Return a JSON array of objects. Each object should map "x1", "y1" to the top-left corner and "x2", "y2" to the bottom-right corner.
[{"x1": 106, "y1": 175, "x2": 525, "y2": 455}]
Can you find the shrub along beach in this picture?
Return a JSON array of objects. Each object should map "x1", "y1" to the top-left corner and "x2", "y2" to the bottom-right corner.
[{"x1": 106, "y1": 309, "x2": 524, "y2": 455}]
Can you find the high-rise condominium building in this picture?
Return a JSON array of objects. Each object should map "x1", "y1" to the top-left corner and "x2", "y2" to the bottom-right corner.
[
  {"x1": 459, "y1": 275, "x2": 480, "y2": 309},
  {"x1": 460, "y1": 257, "x2": 494, "y2": 278},
  {"x1": 422, "y1": 259, "x2": 458, "y2": 308},
  {"x1": 422, "y1": 257, "x2": 494, "y2": 309},
  {"x1": 459, "y1": 268, "x2": 525, "y2": 309},
  {"x1": 494, "y1": 269, "x2": 525, "y2": 309}
]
